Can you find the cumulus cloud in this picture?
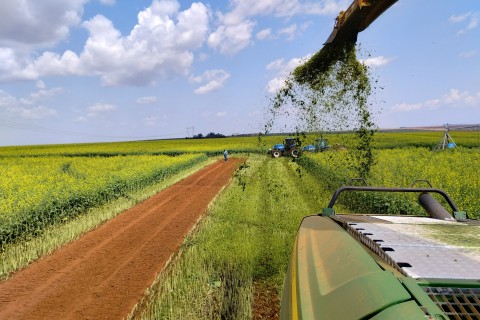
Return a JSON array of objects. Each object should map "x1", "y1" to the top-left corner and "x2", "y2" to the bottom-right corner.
[
  {"x1": 0, "y1": 0, "x2": 85, "y2": 48},
  {"x1": 191, "y1": 69, "x2": 231, "y2": 94},
  {"x1": 1, "y1": 0, "x2": 210, "y2": 86},
  {"x1": 392, "y1": 89, "x2": 480, "y2": 112},
  {"x1": 0, "y1": 83, "x2": 61, "y2": 119},
  {"x1": 208, "y1": 0, "x2": 346, "y2": 55},
  {"x1": 0, "y1": 0, "x2": 347, "y2": 86},
  {"x1": 265, "y1": 56, "x2": 309, "y2": 93},
  {"x1": 361, "y1": 55, "x2": 395, "y2": 67},
  {"x1": 208, "y1": 19, "x2": 256, "y2": 55}
]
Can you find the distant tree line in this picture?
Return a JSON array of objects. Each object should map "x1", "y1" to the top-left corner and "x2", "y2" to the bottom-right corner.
[{"x1": 188, "y1": 132, "x2": 226, "y2": 139}]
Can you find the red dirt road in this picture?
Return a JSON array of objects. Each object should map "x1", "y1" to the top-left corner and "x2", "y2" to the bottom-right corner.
[{"x1": 0, "y1": 159, "x2": 242, "y2": 320}]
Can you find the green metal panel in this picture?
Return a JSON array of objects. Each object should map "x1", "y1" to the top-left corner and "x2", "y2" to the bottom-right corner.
[
  {"x1": 400, "y1": 277, "x2": 448, "y2": 319},
  {"x1": 369, "y1": 301, "x2": 431, "y2": 320},
  {"x1": 280, "y1": 216, "x2": 444, "y2": 319}
]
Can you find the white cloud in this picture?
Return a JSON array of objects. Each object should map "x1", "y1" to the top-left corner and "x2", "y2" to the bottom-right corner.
[
  {"x1": 99, "y1": 0, "x2": 116, "y2": 5},
  {"x1": 225, "y1": 0, "x2": 344, "y2": 19},
  {"x1": 449, "y1": 12, "x2": 479, "y2": 35},
  {"x1": 191, "y1": 69, "x2": 231, "y2": 94},
  {"x1": 256, "y1": 28, "x2": 272, "y2": 40},
  {"x1": 0, "y1": 90, "x2": 18, "y2": 108},
  {"x1": 144, "y1": 115, "x2": 158, "y2": 126},
  {"x1": 392, "y1": 89, "x2": 480, "y2": 112},
  {"x1": 449, "y1": 13, "x2": 470, "y2": 24},
  {"x1": 209, "y1": 0, "x2": 346, "y2": 55},
  {"x1": 0, "y1": 0, "x2": 347, "y2": 86},
  {"x1": 0, "y1": 0, "x2": 85, "y2": 48},
  {"x1": 136, "y1": 96, "x2": 158, "y2": 104},
  {"x1": 442, "y1": 89, "x2": 472, "y2": 104},
  {"x1": 20, "y1": 87, "x2": 63, "y2": 106},
  {"x1": 266, "y1": 58, "x2": 286, "y2": 71},
  {"x1": 216, "y1": 112, "x2": 227, "y2": 118},
  {"x1": 74, "y1": 116, "x2": 87, "y2": 122},
  {"x1": 361, "y1": 55, "x2": 394, "y2": 67},
  {"x1": 208, "y1": 19, "x2": 256, "y2": 55},
  {"x1": 460, "y1": 50, "x2": 477, "y2": 58},
  {"x1": 15, "y1": 106, "x2": 58, "y2": 119},
  {"x1": 265, "y1": 56, "x2": 309, "y2": 93},
  {"x1": 86, "y1": 103, "x2": 117, "y2": 118},
  {"x1": 279, "y1": 24, "x2": 297, "y2": 40},
  {"x1": 0, "y1": 84, "x2": 61, "y2": 119},
  {"x1": 77, "y1": 0, "x2": 210, "y2": 85},
  {"x1": 1, "y1": 0, "x2": 210, "y2": 86},
  {"x1": 0, "y1": 48, "x2": 39, "y2": 81},
  {"x1": 391, "y1": 103, "x2": 423, "y2": 112}
]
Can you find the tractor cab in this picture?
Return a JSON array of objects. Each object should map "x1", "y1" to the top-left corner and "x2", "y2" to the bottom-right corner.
[{"x1": 283, "y1": 138, "x2": 296, "y2": 149}]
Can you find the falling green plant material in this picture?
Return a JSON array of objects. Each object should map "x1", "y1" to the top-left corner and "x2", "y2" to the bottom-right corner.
[
  {"x1": 268, "y1": 39, "x2": 376, "y2": 178},
  {"x1": 266, "y1": 0, "x2": 399, "y2": 177}
]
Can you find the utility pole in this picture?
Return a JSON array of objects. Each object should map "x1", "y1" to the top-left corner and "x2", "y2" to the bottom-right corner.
[{"x1": 186, "y1": 126, "x2": 194, "y2": 138}]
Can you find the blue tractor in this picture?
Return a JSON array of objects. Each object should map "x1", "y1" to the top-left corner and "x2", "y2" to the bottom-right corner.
[
  {"x1": 301, "y1": 138, "x2": 330, "y2": 153},
  {"x1": 269, "y1": 137, "x2": 300, "y2": 158}
]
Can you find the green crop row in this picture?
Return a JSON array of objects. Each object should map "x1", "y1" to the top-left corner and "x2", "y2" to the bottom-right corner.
[
  {"x1": 135, "y1": 155, "x2": 330, "y2": 319},
  {"x1": 0, "y1": 136, "x2": 274, "y2": 157},
  {"x1": 1, "y1": 131, "x2": 478, "y2": 158},
  {"x1": 298, "y1": 147, "x2": 480, "y2": 218},
  {"x1": 0, "y1": 154, "x2": 207, "y2": 248}
]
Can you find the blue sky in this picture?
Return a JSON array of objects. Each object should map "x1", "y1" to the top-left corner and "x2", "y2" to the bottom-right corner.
[{"x1": 0, "y1": 0, "x2": 478, "y2": 146}]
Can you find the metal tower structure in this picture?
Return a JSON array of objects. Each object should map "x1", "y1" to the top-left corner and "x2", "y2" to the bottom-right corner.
[
  {"x1": 186, "y1": 126, "x2": 194, "y2": 138},
  {"x1": 434, "y1": 124, "x2": 457, "y2": 151}
]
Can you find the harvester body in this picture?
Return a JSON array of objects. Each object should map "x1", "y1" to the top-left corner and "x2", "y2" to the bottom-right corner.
[{"x1": 281, "y1": 186, "x2": 480, "y2": 319}]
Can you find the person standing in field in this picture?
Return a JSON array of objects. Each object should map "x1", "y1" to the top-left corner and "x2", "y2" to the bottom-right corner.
[{"x1": 223, "y1": 150, "x2": 228, "y2": 162}]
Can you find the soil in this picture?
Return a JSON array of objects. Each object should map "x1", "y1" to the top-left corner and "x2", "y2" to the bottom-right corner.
[
  {"x1": 252, "y1": 281, "x2": 281, "y2": 320},
  {"x1": 0, "y1": 159, "x2": 243, "y2": 320}
]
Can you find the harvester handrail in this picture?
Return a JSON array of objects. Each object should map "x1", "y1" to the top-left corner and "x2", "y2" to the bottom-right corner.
[{"x1": 327, "y1": 186, "x2": 460, "y2": 212}]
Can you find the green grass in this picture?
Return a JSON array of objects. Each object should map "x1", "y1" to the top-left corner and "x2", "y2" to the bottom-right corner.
[{"x1": 134, "y1": 155, "x2": 332, "y2": 319}]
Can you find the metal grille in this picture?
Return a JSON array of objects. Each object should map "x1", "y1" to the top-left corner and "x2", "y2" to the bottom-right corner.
[{"x1": 423, "y1": 287, "x2": 480, "y2": 320}]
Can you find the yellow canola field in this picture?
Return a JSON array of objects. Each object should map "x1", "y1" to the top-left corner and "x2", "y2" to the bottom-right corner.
[
  {"x1": 0, "y1": 136, "x2": 272, "y2": 157},
  {"x1": 303, "y1": 148, "x2": 480, "y2": 218},
  {"x1": 0, "y1": 154, "x2": 206, "y2": 244}
]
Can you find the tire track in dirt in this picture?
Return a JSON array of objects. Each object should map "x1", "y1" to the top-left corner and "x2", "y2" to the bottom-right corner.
[{"x1": 0, "y1": 159, "x2": 243, "y2": 320}]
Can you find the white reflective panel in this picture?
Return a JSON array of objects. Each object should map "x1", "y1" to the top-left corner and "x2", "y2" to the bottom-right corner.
[{"x1": 351, "y1": 217, "x2": 480, "y2": 280}]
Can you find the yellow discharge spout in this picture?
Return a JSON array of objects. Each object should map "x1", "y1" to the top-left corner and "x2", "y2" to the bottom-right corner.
[{"x1": 325, "y1": 0, "x2": 398, "y2": 44}]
